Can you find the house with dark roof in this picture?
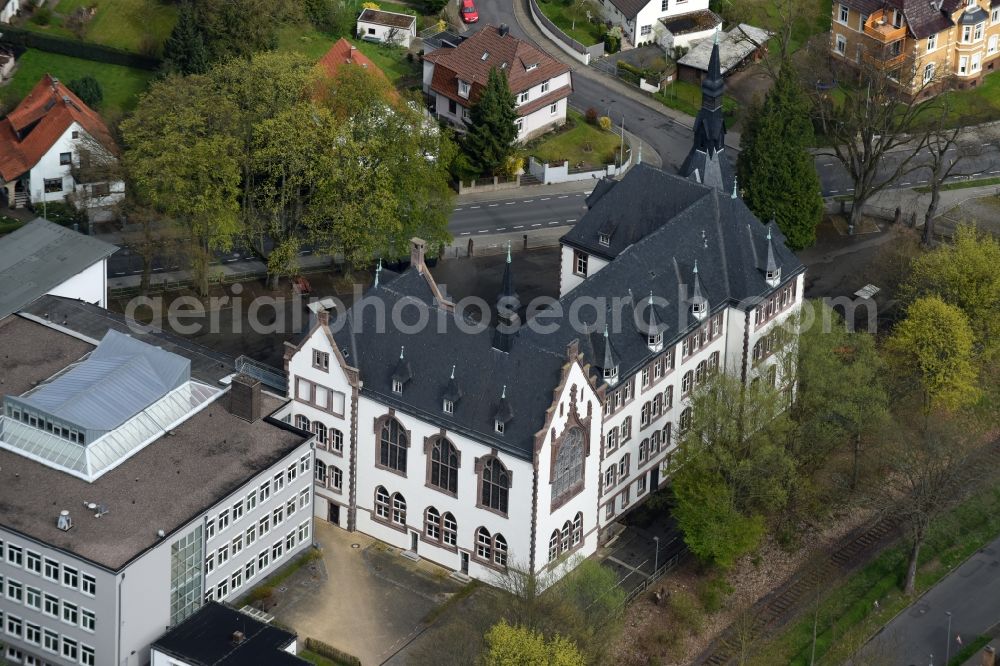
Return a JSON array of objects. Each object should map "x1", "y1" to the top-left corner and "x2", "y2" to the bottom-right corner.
[
  {"x1": 356, "y1": 8, "x2": 417, "y2": 47},
  {"x1": 422, "y1": 24, "x2": 572, "y2": 141},
  {"x1": 279, "y1": 39, "x2": 805, "y2": 586},
  {"x1": 830, "y1": 0, "x2": 999, "y2": 94},
  {"x1": 150, "y1": 602, "x2": 308, "y2": 665},
  {"x1": 0, "y1": 74, "x2": 124, "y2": 211},
  {"x1": 598, "y1": 0, "x2": 719, "y2": 47},
  {"x1": 0, "y1": 297, "x2": 315, "y2": 666}
]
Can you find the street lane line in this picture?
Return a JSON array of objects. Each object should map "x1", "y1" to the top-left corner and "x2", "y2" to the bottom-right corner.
[
  {"x1": 566, "y1": 218, "x2": 576, "y2": 222},
  {"x1": 531, "y1": 223, "x2": 541, "y2": 227},
  {"x1": 454, "y1": 208, "x2": 463, "y2": 212},
  {"x1": 557, "y1": 195, "x2": 568, "y2": 198},
  {"x1": 470, "y1": 205, "x2": 481, "y2": 209},
  {"x1": 829, "y1": 190, "x2": 839, "y2": 193},
  {"x1": 548, "y1": 221, "x2": 559, "y2": 225},
  {"x1": 477, "y1": 229, "x2": 489, "y2": 233},
  {"x1": 523, "y1": 200, "x2": 533, "y2": 203},
  {"x1": 513, "y1": 225, "x2": 524, "y2": 229},
  {"x1": 495, "y1": 228, "x2": 506, "y2": 231},
  {"x1": 918, "y1": 179, "x2": 928, "y2": 183},
  {"x1": 115, "y1": 272, "x2": 125, "y2": 276},
  {"x1": 488, "y1": 203, "x2": 499, "y2": 207},
  {"x1": 901, "y1": 182, "x2": 911, "y2": 185},
  {"x1": 460, "y1": 232, "x2": 470, "y2": 235},
  {"x1": 541, "y1": 197, "x2": 550, "y2": 200},
  {"x1": 505, "y1": 201, "x2": 515, "y2": 205}
]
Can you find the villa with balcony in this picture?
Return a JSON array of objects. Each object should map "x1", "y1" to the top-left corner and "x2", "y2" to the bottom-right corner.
[{"x1": 830, "y1": 0, "x2": 1000, "y2": 95}]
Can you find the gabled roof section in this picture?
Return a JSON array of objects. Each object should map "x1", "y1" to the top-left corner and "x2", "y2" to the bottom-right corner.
[
  {"x1": 0, "y1": 74, "x2": 117, "y2": 182},
  {"x1": 423, "y1": 24, "x2": 570, "y2": 96},
  {"x1": 317, "y1": 38, "x2": 391, "y2": 83},
  {"x1": 606, "y1": 0, "x2": 652, "y2": 19},
  {"x1": 0, "y1": 218, "x2": 117, "y2": 319}
]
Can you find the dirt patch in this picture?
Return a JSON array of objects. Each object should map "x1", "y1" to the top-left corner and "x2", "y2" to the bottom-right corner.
[{"x1": 935, "y1": 193, "x2": 1000, "y2": 237}]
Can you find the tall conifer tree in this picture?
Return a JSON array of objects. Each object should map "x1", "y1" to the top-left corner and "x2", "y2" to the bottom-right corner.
[
  {"x1": 163, "y1": 2, "x2": 209, "y2": 75},
  {"x1": 463, "y1": 67, "x2": 518, "y2": 177}
]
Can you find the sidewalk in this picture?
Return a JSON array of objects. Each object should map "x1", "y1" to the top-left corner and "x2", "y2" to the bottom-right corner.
[{"x1": 861, "y1": 181, "x2": 1000, "y2": 233}]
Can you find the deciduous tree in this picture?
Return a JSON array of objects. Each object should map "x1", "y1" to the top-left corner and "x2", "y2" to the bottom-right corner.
[
  {"x1": 483, "y1": 621, "x2": 585, "y2": 665},
  {"x1": 464, "y1": 67, "x2": 518, "y2": 177},
  {"x1": 737, "y1": 59, "x2": 823, "y2": 249}
]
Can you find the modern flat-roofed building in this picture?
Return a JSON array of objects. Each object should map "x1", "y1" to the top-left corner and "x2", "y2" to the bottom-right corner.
[{"x1": 0, "y1": 296, "x2": 314, "y2": 666}]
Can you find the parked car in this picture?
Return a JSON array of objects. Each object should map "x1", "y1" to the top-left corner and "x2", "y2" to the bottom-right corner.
[{"x1": 460, "y1": 0, "x2": 479, "y2": 23}]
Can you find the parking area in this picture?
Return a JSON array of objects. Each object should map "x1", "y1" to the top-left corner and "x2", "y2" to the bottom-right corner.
[{"x1": 268, "y1": 521, "x2": 465, "y2": 665}]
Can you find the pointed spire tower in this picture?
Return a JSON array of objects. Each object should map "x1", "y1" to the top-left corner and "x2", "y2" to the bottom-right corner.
[
  {"x1": 600, "y1": 324, "x2": 620, "y2": 385},
  {"x1": 678, "y1": 29, "x2": 735, "y2": 194},
  {"x1": 492, "y1": 243, "x2": 520, "y2": 353},
  {"x1": 689, "y1": 260, "x2": 709, "y2": 320},
  {"x1": 763, "y1": 224, "x2": 781, "y2": 287}
]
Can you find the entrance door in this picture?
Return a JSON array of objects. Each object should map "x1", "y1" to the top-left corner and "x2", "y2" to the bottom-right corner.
[
  {"x1": 411, "y1": 531, "x2": 419, "y2": 553},
  {"x1": 461, "y1": 552, "x2": 469, "y2": 575},
  {"x1": 328, "y1": 503, "x2": 340, "y2": 526},
  {"x1": 650, "y1": 466, "x2": 659, "y2": 491}
]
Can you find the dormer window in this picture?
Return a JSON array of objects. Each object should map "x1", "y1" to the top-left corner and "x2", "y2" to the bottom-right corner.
[
  {"x1": 526, "y1": 63, "x2": 538, "y2": 71},
  {"x1": 603, "y1": 364, "x2": 618, "y2": 383},
  {"x1": 599, "y1": 232, "x2": 610, "y2": 246},
  {"x1": 481, "y1": 51, "x2": 490, "y2": 61},
  {"x1": 458, "y1": 80, "x2": 470, "y2": 98},
  {"x1": 692, "y1": 300, "x2": 707, "y2": 318},
  {"x1": 495, "y1": 420, "x2": 505, "y2": 434},
  {"x1": 392, "y1": 379, "x2": 404, "y2": 394},
  {"x1": 443, "y1": 399, "x2": 454, "y2": 414},
  {"x1": 541, "y1": 79, "x2": 550, "y2": 93},
  {"x1": 766, "y1": 267, "x2": 781, "y2": 286},
  {"x1": 648, "y1": 331, "x2": 663, "y2": 348}
]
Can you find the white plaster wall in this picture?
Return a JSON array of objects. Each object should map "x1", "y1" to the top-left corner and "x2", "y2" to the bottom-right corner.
[
  {"x1": 27, "y1": 122, "x2": 124, "y2": 208},
  {"x1": 117, "y1": 532, "x2": 176, "y2": 666},
  {"x1": 422, "y1": 60, "x2": 435, "y2": 92},
  {"x1": 1, "y1": 0, "x2": 19, "y2": 23},
  {"x1": 356, "y1": 19, "x2": 414, "y2": 47},
  {"x1": 558, "y1": 246, "x2": 610, "y2": 297},
  {"x1": 519, "y1": 97, "x2": 567, "y2": 140},
  {"x1": 47, "y1": 258, "x2": 107, "y2": 309},
  {"x1": 354, "y1": 394, "x2": 534, "y2": 583},
  {"x1": 516, "y1": 72, "x2": 572, "y2": 108}
]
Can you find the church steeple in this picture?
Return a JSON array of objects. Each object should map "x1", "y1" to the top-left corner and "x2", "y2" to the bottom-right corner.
[
  {"x1": 678, "y1": 29, "x2": 733, "y2": 193},
  {"x1": 492, "y1": 243, "x2": 520, "y2": 353}
]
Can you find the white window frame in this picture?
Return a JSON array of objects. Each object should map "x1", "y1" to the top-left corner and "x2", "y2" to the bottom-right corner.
[
  {"x1": 990, "y1": 34, "x2": 999, "y2": 53},
  {"x1": 960, "y1": 55, "x2": 969, "y2": 73},
  {"x1": 838, "y1": 4, "x2": 849, "y2": 24},
  {"x1": 927, "y1": 32, "x2": 937, "y2": 51},
  {"x1": 458, "y1": 80, "x2": 471, "y2": 98}
]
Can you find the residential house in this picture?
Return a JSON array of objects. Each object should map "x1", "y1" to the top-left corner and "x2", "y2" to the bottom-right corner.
[
  {"x1": 356, "y1": 8, "x2": 417, "y2": 48},
  {"x1": 1, "y1": 0, "x2": 20, "y2": 23},
  {"x1": 317, "y1": 37, "x2": 392, "y2": 85},
  {"x1": 281, "y1": 38, "x2": 804, "y2": 587},
  {"x1": 0, "y1": 217, "x2": 116, "y2": 319},
  {"x1": 830, "y1": 0, "x2": 1000, "y2": 93},
  {"x1": 676, "y1": 25, "x2": 771, "y2": 84},
  {"x1": 0, "y1": 296, "x2": 315, "y2": 666},
  {"x1": 422, "y1": 24, "x2": 572, "y2": 142},
  {"x1": 0, "y1": 75, "x2": 124, "y2": 211},
  {"x1": 599, "y1": 0, "x2": 720, "y2": 48}
]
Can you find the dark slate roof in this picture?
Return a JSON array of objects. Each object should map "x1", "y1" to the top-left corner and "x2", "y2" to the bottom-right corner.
[
  {"x1": 607, "y1": 0, "x2": 651, "y2": 19},
  {"x1": 958, "y1": 6, "x2": 988, "y2": 23},
  {"x1": 151, "y1": 602, "x2": 307, "y2": 666},
  {"x1": 0, "y1": 218, "x2": 117, "y2": 319},
  {"x1": 681, "y1": 146, "x2": 736, "y2": 194},
  {"x1": 561, "y1": 163, "x2": 709, "y2": 261},
  {"x1": 330, "y1": 164, "x2": 803, "y2": 462},
  {"x1": 842, "y1": 0, "x2": 960, "y2": 38}
]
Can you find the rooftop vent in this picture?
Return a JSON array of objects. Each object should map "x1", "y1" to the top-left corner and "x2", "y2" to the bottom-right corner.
[
  {"x1": 231, "y1": 631, "x2": 246, "y2": 645},
  {"x1": 481, "y1": 51, "x2": 489, "y2": 60},
  {"x1": 229, "y1": 374, "x2": 261, "y2": 423},
  {"x1": 499, "y1": 23, "x2": 510, "y2": 36},
  {"x1": 57, "y1": 510, "x2": 73, "y2": 531},
  {"x1": 526, "y1": 63, "x2": 538, "y2": 71}
]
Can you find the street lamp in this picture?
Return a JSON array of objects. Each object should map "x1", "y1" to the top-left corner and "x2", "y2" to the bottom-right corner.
[
  {"x1": 945, "y1": 611, "x2": 952, "y2": 664},
  {"x1": 653, "y1": 536, "x2": 660, "y2": 575}
]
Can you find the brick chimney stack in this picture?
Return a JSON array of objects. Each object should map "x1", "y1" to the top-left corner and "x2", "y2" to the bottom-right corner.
[
  {"x1": 410, "y1": 237, "x2": 427, "y2": 272},
  {"x1": 229, "y1": 374, "x2": 262, "y2": 423}
]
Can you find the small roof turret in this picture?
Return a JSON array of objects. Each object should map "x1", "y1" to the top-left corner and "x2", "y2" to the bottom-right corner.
[
  {"x1": 764, "y1": 224, "x2": 780, "y2": 286},
  {"x1": 600, "y1": 324, "x2": 620, "y2": 384},
  {"x1": 391, "y1": 346, "x2": 412, "y2": 386},
  {"x1": 443, "y1": 364, "x2": 463, "y2": 402},
  {"x1": 493, "y1": 385, "x2": 514, "y2": 429},
  {"x1": 690, "y1": 260, "x2": 708, "y2": 319}
]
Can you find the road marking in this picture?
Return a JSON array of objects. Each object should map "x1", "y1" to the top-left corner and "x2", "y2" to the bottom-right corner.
[
  {"x1": 557, "y1": 195, "x2": 569, "y2": 198},
  {"x1": 847, "y1": 188, "x2": 854, "y2": 192},
  {"x1": 115, "y1": 271, "x2": 125, "y2": 276},
  {"x1": 829, "y1": 190, "x2": 839, "y2": 193},
  {"x1": 495, "y1": 228, "x2": 507, "y2": 231},
  {"x1": 574, "y1": 193, "x2": 583, "y2": 197},
  {"x1": 901, "y1": 182, "x2": 911, "y2": 186},
  {"x1": 488, "y1": 203, "x2": 499, "y2": 207},
  {"x1": 153, "y1": 267, "x2": 164, "y2": 272},
  {"x1": 513, "y1": 225, "x2": 524, "y2": 229},
  {"x1": 822, "y1": 163, "x2": 835, "y2": 167},
  {"x1": 531, "y1": 223, "x2": 541, "y2": 227},
  {"x1": 566, "y1": 218, "x2": 577, "y2": 222},
  {"x1": 226, "y1": 258, "x2": 239, "y2": 263},
  {"x1": 454, "y1": 208, "x2": 463, "y2": 212},
  {"x1": 585, "y1": 190, "x2": 592, "y2": 195},
  {"x1": 548, "y1": 221, "x2": 559, "y2": 225},
  {"x1": 460, "y1": 232, "x2": 470, "y2": 235},
  {"x1": 470, "y1": 205, "x2": 481, "y2": 209},
  {"x1": 918, "y1": 179, "x2": 928, "y2": 183},
  {"x1": 541, "y1": 197, "x2": 551, "y2": 200},
  {"x1": 505, "y1": 201, "x2": 516, "y2": 205},
  {"x1": 992, "y1": 170, "x2": 1000, "y2": 174},
  {"x1": 523, "y1": 199, "x2": 534, "y2": 203},
  {"x1": 984, "y1": 143, "x2": 992, "y2": 147},
  {"x1": 477, "y1": 229, "x2": 489, "y2": 233}
]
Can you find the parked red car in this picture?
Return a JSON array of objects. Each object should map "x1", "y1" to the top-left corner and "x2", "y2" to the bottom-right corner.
[{"x1": 461, "y1": 0, "x2": 479, "y2": 23}]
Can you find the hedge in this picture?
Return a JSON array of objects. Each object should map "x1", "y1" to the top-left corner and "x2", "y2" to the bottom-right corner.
[
  {"x1": 304, "y1": 638, "x2": 362, "y2": 666},
  {"x1": 616, "y1": 60, "x2": 662, "y2": 86},
  {"x1": 0, "y1": 25, "x2": 161, "y2": 71}
]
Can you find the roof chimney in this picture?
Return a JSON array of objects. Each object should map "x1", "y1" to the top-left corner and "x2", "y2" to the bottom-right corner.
[
  {"x1": 499, "y1": 24, "x2": 510, "y2": 37},
  {"x1": 410, "y1": 237, "x2": 427, "y2": 272},
  {"x1": 229, "y1": 374, "x2": 261, "y2": 423},
  {"x1": 231, "y1": 630, "x2": 246, "y2": 645},
  {"x1": 57, "y1": 510, "x2": 73, "y2": 531}
]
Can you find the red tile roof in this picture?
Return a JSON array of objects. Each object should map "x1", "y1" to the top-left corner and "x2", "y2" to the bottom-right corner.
[
  {"x1": 0, "y1": 74, "x2": 117, "y2": 183},
  {"x1": 424, "y1": 25, "x2": 571, "y2": 105},
  {"x1": 317, "y1": 38, "x2": 390, "y2": 83}
]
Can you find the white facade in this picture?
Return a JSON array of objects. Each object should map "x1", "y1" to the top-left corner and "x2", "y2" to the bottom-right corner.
[
  {"x1": 600, "y1": 0, "x2": 712, "y2": 46},
  {"x1": 356, "y1": 12, "x2": 416, "y2": 47},
  {"x1": 0, "y1": 0, "x2": 19, "y2": 23},
  {"x1": 559, "y1": 244, "x2": 610, "y2": 296},
  {"x1": 150, "y1": 640, "x2": 297, "y2": 666},
  {"x1": 28, "y1": 122, "x2": 125, "y2": 209},
  {"x1": 46, "y1": 259, "x2": 108, "y2": 310}
]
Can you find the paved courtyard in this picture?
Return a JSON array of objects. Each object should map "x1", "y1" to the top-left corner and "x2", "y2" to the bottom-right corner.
[
  {"x1": 598, "y1": 495, "x2": 688, "y2": 597},
  {"x1": 269, "y1": 522, "x2": 465, "y2": 665}
]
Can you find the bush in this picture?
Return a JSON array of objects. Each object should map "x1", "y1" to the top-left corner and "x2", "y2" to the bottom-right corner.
[
  {"x1": 31, "y1": 6, "x2": 52, "y2": 25},
  {"x1": 361, "y1": 1, "x2": 380, "y2": 8},
  {"x1": 68, "y1": 76, "x2": 104, "y2": 108},
  {"x1": 585, "y1": 107, "x2": 598, "y2": 124},
  {"x1": 604, "y1": 33, "x2": 620, "y2": 53},
  {"x1": 305, "y1": 638, "x2": 362, "y2": 666},
  {"x1": 38, "y1": 202, "x2": 87, "y2": 228},
  {"x1": 696, "y1": 576, "x2": 732, "y2": 614},
  {"x1": 598, "y1": 115, "x2": 612, "y2": 131},
  {"x1": 668, "y1": 589, "x2": 705, "y2": 636}
]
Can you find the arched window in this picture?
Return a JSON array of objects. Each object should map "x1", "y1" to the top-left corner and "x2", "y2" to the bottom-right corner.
[
  {"x1": 652, "y1": 393, "x2": 662, "y2": 416},
  {"x1": 480, "y1": 457, "x2": 510, "y2": 514},
  {"x1": 552, "y1": 427, "x2": 584, "y2": 502},
  {"x1": 429, "y1": 438, "x2": 459, "y2": 494},
  {"x1": 640, "y1": 402, "x2": 650, "y2": 426},
  {"x1": 682, "y1": 371, "x2": 693, "y2": 394},
  {"x1": 493, "y1": 534, "x2": 508, "y2": 567},
  {"x1": 331, "y1": 428, "x2": 344, "y2": 453},
  {"x1": 549, "y1": 530, "x2": 560, "y2": 562},
  {"x1": 753, "y1": 339, "x2": 764, "y2": 363},
  {"x1": 572, "y1": 513, "x2": 583, "y2": 546},
  {"x1": 560, "y1": 521, "x2": 571, "y2": 552},
  {"x1": 475, "y1": 527, "x2": 492, "y2": 561},
  {"x1": 314, "y1": 460, "x2": 327, "y2": 486},
  {"x1": 295, "y1": 415, "x2": 310, "y2": 431},
  {"x1": 424, "y1": 507, "x2": 441, "y2": 540},
  {"x1": 663, "y1": 423, "x2": 672, "y2": 448},
  {"x1": 442, "y1": 512, "x2": 457, "y2": 546},
  {"x1": 768, "y1": 364, "x2": 778, "y2": 387},
  {"x1": 312, "y1": 422, "x2": 328, "y2": 448},
  {"x1": 709, "y1": 351, "x2": 720, "y2": 372},
  {"x1": 664, "y1": 386, "x2": 673, "y2": 410},
  {"x1": 332, "y1": 465, "x2": 343, "y2": 490},
  {"x1": 695, "y1": 360, "x2": 707, "y2": 385},
  {"x1": 679, "y1": 407, "x2": 692, "y2": 434},
  {"x1": 379, "y1": 417, "x2": 408, "y2": 473},
  {"x1": 391, "y1": 493, "x2": 406, "y2": 526},
  {"x1": 374, "y1": 486, "x2": 390, "y2": 520}
]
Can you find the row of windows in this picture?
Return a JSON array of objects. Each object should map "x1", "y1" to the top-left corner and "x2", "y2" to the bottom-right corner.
[
  {"x1": 377, "y1": 418, "x2": 512, "y2": 513},
  {"x1": 206, "y1": 491, "x2": 309, "y2": 574},
  {"x1": 3, "y1": 406, "x2": 84, "y2": 443},
  {"x1": 295, "y1": 377, "x2": 347, "y2": 415},
  {"x1": 606, "y1": 422, "x2": 675, "y2": 493},
  {"x1": 205, "y1": 521, "x2": 310, "y2": 603},
  {"x1": 206, "y1": 454, "x2": 310, "y2": 541},
  {"x1": 639, "y1": 386, "x2": 674, "y2": 429},
  {"x1": 0, "y1": 575, "x2": 95, "y2": 632},
  {"x1": 295, "y1": 416, "x2": 344, "y2": 454},
  {"x1": 604, "y1": 474, "x2": 650, "y2": 520},
  {"x1": 0, "y1": 541, "x2": 96, "y2": 596},
  {"x1": 752, "y1": 329, "x2": 786, "y2": 365},
  {"x1": 0, "y1": 611, "x2": 95, "y2": 665},
  {"x1": 314, "y1": 460, "x2": 344, "y2": 492},
  {"x1": 548, "y1": 514, "x2": 584, "y2": 562},
  {"x1": 682, "y1": 314, "x2": 724, "y2": 358},
  {"x1": 754, "y1": 282, "x2": 796, "y2": 328}
]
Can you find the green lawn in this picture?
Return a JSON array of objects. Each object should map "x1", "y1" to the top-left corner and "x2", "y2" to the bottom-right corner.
[
  {"x1": 1, "y1": 49, "x2": 154, "y2": 115},
  {"x1": 275, "y1": 24, "x2": 420, "y2": 85},
  {"x1": 921, "y1": 72, "x2": 1000, "y2": 129},
  {"x1": 526, "y1": 110, "x2": 624, "y2": 168},
  {"x1": 21, "y1": 0, "x2": 177, "y2": 53},
  {"x1": 655, "y1": 80, "x2": 741, "y2": 124},
  {"x1": 534, "y1": 0, "x2": 604, "y2": 46}
]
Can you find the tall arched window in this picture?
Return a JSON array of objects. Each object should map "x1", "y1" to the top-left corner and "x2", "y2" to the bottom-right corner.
[
  {"x1": 442, "y1": 512, "x2": 457, "y2": 546},
  {"x1": 379, "y1": 417, "x2": 408, "y2": 473},
  {"x1": 548, "y1": 530, "x2": 560, "y2": 562},
  {"x1": 429, "y1": 438, "x2": 459, "y2": 494},
  {"x1": 695, "y1": 360, "x2": 707, "y2": 385},
  {"x1": 682, "y1": 371, "x2": 693, "y2": 394},
  {"x1": 493, "y1": 534, "x2": 508, "y2": 567},
  {"x1": 551, "y1": 427, "x2": 584, "y2": 502},
  {"x1": 679, "y1": 407, "x2": 692, "y2": 434},
  {"x1": 312, "y1": 422, "x2": 328, "y2": 448},
  {"x1": 391, "y1": 492, "x2": 406, "y2": 525},
  {"x1": 331, "y1": 428, "x2": 344, "y2": 453},
  {"x1": 572, "y1": 513, "x2": 583, "y2": 546},
  {"x1": 480, "y1": 457, "x2": 510, "y2": 514},
  {"x1": 560, "y1": 521, "x2": 571, "y2": 552},
  {"x1": 374, "y1": 486, "x2": 390, "y2": 520},
  {"x1": 475, "y1": 527, "x2": 492, "y2": 561},
  {"x1": 709, "y1": 351, "x2": 720, "y2": 372},
  {"x1": 295, "y1": 415, "x2": 311, "y2": 431},
  {"x1": 314, "y1": 460, "x2": 327, "y2": 486},
  {"x1": 424, "y1": 507, "x2": 441, "y2": 540}
]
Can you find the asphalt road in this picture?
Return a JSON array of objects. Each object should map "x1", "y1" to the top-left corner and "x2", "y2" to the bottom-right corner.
[{"x1": 450, "y1": 189, "x2": 589, "y2": 235}]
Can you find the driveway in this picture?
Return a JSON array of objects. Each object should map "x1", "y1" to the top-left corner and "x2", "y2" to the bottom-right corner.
[{"x1": 270, "y1": 522, "x2": 465, "y2": 665}]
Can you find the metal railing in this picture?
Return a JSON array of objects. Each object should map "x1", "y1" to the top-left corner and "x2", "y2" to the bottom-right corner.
[
  {"x1": 235, "y1": 355, "x2": 288, "y2": 394},
  {"x1": 622, "y1": 550, "x2": 688, "y2": 605}
]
